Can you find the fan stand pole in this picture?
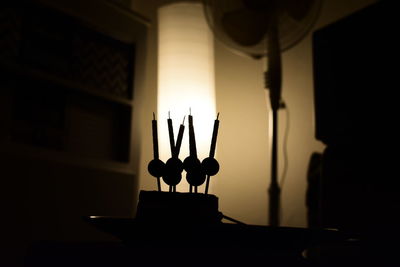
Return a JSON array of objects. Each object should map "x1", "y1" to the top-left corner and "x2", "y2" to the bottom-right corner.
[
  {"x1": 266, "y1": 21, "x2": 282, "y2": 227},
  {"x1": 269, "y1": 108, "x2": 280, "y2": 227}
]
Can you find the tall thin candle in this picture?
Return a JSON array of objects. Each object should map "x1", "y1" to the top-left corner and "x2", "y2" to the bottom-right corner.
[
  {"x1": 204, "y1": 113, "x2": 220, "y2": 195},
  {"x1": 167, "y1": 111, "x2": 175, "y2": 157},
  {"x1": 174, "y1": 116, "x2": 185, "y2": 158},
  {"x1": 209, "y1": 113, "x2": 220, "y2": 158},
  {"x1": 152, "y1": 112, "x2": 159, "y2": 159},
  {"x1": 150, "y1": 112, "x2": 162, "y2": 191},
  {"x1": 188, "y1": 110, "x2": 197, "y2": 157}
]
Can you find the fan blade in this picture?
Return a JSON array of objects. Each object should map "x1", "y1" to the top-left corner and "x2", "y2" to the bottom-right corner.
[
  {"x1": 282, "y1": 0, "x2": 314, "y2": 21},
  {"x1": 222, "y1": 9, "x2": 269, "y2": 46}
]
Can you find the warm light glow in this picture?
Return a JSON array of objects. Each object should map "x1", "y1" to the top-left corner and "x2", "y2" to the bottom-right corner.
[{"x1": 157, "y1": 2, "x2": 216, "y2": 182}]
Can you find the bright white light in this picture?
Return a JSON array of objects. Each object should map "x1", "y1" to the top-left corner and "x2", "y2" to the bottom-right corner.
[{"x1": 157, "y1": 2, "x2": 216, "y2": 179}]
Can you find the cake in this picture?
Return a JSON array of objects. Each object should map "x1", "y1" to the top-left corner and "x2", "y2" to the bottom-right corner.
[{"x1": 136, "y1": 190, "x2": 222, "y2": 225}]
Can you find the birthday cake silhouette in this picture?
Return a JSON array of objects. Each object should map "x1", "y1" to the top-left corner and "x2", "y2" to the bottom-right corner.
[
  {"x1": 139, "y1": 111, "x2": 222, "y2": 225},
  {"x1": 83, "y1": 111, "x2": 345, "y2": 263}
]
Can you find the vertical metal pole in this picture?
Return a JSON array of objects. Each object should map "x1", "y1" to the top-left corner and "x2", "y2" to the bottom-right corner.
[
  {"x1": 266, "y1": 16, "x2": 281, "y2": 227},
  {"x1": 269, "y1": 108, "x2": 280, "y2": 227}
]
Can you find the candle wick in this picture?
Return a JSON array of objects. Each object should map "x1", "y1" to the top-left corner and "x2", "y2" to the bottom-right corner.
[
  {"x1": 182, "y1": 116, "x2": 186, "y2": 124},
  {"x1": 153, "y1": 112, "x2": 156, "y2": 120},
  {"x1": 168, "y1": 111, "x2": 171, "y2": 119},
  {"x1": 217, "y1": 112, "x2": 220, "y2": 120},
  {"x1": 189, "y1": 107, "x2": 191, "y2": 116}
]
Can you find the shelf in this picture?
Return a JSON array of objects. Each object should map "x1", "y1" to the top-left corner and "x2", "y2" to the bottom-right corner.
[
  {"x1": 1, "y1": 61, "x2": 133, "y2": 107},
  {"x1": 0, "y1": 0, "x2": 147, "y2": 175},
  {"x1": 35, "y1": 0, "x2": 150, "y2": 43},
  {"x1": 1, "y1": 140, "x2": 135, "y2": 175}
]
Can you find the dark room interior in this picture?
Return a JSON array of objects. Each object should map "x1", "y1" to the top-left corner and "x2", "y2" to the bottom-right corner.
[{"x1": 1, "y1": 0, "x2": 398, "y2": 266}]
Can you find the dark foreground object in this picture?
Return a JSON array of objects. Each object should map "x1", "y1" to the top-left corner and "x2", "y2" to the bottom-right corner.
[
  {"x1": 25, "y1": 216, "x2": 348, "y2": 267},
  {"x1": 25, "y1": 190, "x2": 349, "y2": 266}
]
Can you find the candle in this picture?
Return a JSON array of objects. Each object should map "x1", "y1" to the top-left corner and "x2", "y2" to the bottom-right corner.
[
  {"x1": 209, "y1": 113, "x2": 220, "y2": 158},
  {"x1": 167, "y1": 111, "x2": 175, "y2": 157},
  {"x1": 150, "y1": 112, "x2": 163, "y2": 191},
  {"x1": 204, "y1": 113, "x2": 220, "y2": 195},
  {"x1": 174, "y1": 116, "x2": 185, "y2": 158},
  {"x1": 188, "y1": 112, "x2": 197, "y2": 157},
  {"x1": 152, "y1": 112, "x2": 159, "y2": 159}
]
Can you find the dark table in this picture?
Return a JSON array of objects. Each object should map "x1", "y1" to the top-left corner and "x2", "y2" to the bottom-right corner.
[{"x1": 24, "y1": 216, "x2": 350, "y2": 267}]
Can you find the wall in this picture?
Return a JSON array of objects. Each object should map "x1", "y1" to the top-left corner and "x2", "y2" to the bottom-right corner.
[{"x1": 131, "y1": 0, "x2": 377, "y2": 227}]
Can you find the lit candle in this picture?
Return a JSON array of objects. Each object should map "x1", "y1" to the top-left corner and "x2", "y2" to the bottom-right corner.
[
  {"x1": 204, "y1": 113, "x2": 220, "y2": 195},
  {"x1": 188, "y1": 111, "x2": 197, "y2": 157},
  {"x1": 149, "y1": 112, "x2": 163, "y2": 191},
  {"x1": 209, "y1": 113, "x2": 219, "y2": 158},
  {"x1": 167, "y1": 111, "x2": 175, "y2": 157},
  {"x1": 152, "y1": 112, "x2": 159, "y2": 159},
  {"x1": 174, "y1": 116, "x2": 185, "y2": 158}
]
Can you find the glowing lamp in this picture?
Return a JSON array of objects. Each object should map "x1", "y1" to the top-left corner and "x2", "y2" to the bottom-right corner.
[{"x1": 157, "y1": 1, "x2": 216, "y2": 190}]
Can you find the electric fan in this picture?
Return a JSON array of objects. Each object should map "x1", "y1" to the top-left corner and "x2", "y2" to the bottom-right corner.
[{"x1": 202, "y1": 0, "x2": 322, "y2": 226}]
